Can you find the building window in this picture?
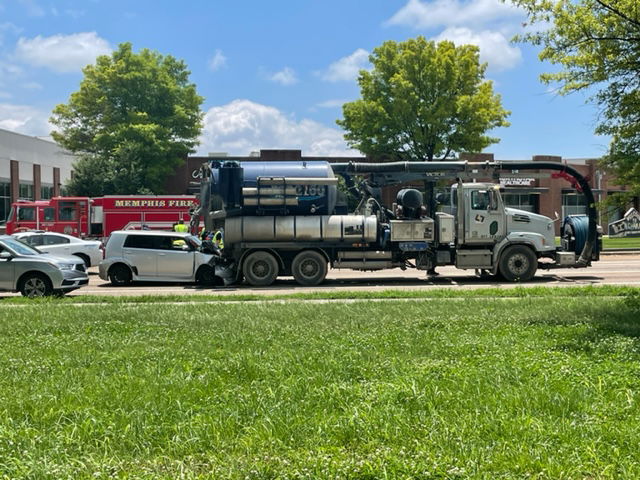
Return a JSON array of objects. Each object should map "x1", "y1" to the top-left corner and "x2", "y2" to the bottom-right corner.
[
  {"x1": 503, "y1": 193, "x2": 538, "y2": 213},
  {"x1": 41, "y1": 184, "x2": 54, "y2": 199},
  {"x1": 0, "y1": 181, "x2": 10, "y2": 222},
  {"x1": 562, "y1": 193, "x2": 587, "y2": 218},
  {"x1": 19, "y1": 183, "x2": 34, "y2": 200}
]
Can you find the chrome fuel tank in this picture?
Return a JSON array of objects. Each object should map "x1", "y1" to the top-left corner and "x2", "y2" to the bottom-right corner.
[{"x1": 225, "y1": 215, "x2": 377, "y2": 244}]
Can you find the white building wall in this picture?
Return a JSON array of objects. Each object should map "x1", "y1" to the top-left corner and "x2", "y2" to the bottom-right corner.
[{"x1": 0, "y1": 128, "x2": 76, "y2": 183}]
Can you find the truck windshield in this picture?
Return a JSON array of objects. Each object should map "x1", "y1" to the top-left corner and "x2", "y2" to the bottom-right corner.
[{"x1": 1, "y1": 237, "x2": 41, "y2": 256}]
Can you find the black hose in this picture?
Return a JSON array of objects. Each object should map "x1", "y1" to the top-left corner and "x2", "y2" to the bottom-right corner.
[{"x1": 498, "y1": 162, "x2": 597, "y2": 266}]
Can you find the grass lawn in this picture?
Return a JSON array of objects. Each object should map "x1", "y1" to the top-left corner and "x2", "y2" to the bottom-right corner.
[
  {"x1": 1, "y1": 288, "x2": 640, "y2": 479},
  {"x1": 602, "y1": 236, "x2": 640, "y2": 249},
  {"x1": 554, "y1": 235, "x2": 640, "y2": 249}
]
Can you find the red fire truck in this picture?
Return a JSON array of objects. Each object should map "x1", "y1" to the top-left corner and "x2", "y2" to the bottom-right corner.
[{"x1": 5, "y1": 195, "x2": 197, "y2": 238}]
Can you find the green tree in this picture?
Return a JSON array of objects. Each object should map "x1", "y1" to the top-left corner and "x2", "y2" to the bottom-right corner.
[
  {"x1": 51, "y1": 43, "x2": 204, "y2": 196},
  {"x1": 513, "y1": 0, "x2": 640, "y2": 199},
  {"x1": 337, "y1": 37, "x2": 510, "y2": 161}
]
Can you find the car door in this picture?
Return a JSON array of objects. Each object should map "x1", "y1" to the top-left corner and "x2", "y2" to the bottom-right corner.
[
  {"x1": 122, "y1": 235, "x2": 158, "y2": 278},
  {"x1": 0, "y1": 245, "x2": 15, "y2": 291},
  {"x1": 41, "y1": 234, "x2": 72, "y2": 256},
  {"x1": 155, "y1": 235, "x2": 195, "y2": 279},
  {"x1": 464, "y1": 188, "x2": 505, "y2": 245}
]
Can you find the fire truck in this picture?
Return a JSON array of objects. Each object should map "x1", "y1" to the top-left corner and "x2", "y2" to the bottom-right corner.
[{"x1": 5, "y1": 195, "x2": 197, "y2": 238}]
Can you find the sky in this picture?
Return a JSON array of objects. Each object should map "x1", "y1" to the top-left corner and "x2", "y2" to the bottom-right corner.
[{"x1": 0, "y1": 0, "x2": 609, "y2": 160}]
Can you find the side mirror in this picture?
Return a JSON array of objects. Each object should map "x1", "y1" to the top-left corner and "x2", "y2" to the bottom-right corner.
[{"x1": 0, "y1": 251, "x2": 12, "y2": 260}]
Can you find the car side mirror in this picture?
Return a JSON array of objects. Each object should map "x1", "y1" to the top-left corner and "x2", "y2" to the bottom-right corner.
[{"x1": 0, "y1": 251, "x2": 12, "y2": 260}]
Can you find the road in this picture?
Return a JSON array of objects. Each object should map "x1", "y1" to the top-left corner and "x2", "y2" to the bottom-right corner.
[{"x1": 57, "y1": 254, "x2": 639, "y2": 298}]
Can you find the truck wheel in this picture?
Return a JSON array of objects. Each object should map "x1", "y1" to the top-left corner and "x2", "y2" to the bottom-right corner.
[
  {"x1": 20, "y1": 273, "x2": 53, "y2": 298},
  {"x1": 108, "y1": 264, "x2": 132, "y2": 286},
  {"x1": 499, "y1": 245, "x2": 538, "y2": 282},
  {"x1": 243, "y1": 251, "x2": 278, "y2": 287},
  {"x1": 292, "y1": 250, "x2": 328, "y2": 286}
]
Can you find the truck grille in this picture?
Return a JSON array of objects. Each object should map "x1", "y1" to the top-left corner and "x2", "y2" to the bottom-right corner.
[{"x1": 513, "y1": 214, "x2": 531, "y2": 223}]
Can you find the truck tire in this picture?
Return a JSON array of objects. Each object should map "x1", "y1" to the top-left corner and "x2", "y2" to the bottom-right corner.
[
  {"x1": 19, "y1": 273, "x2": 53, "y2": 298},
  {"x1": 292, "y1": 250, "x2": 328, "y2": 286},
  {"x1": 243, "y1": 251, "x2": 278, "y2": 287},
  {"x1": 108, "y1": 264, "x2": 132, "y2": 286},
  {"x1": 499, "y1": 245, "x2": 537, "y2": 282}
]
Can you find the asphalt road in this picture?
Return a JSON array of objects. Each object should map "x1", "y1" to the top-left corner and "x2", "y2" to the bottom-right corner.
[{"x1": 55, "y1": 254, "x2": 639, "y2": 297}]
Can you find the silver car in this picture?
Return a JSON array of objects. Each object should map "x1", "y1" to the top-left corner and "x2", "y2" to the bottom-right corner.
[
  {"x1": 98, "y1": 230, "x2": 225, "y2": 285},
  {"x1": 0, "y1": 235, "x2": 89, "y2": 297}
]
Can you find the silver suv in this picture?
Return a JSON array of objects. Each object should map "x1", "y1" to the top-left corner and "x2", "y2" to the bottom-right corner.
[
  {"x1": 98, "y1": 230, "x2": 224, "y2": 286},
  {"x1": 0, "y1": 235, "x2": 89, "y2": 297}
]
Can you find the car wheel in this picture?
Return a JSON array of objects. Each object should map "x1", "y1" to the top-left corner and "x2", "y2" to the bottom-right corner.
[
  {"x1": 242, "y1": 251, "x2": 278, "y2": 287},
  {"x1": 74, "y1": 253, "x2": 90, "y2": 268},
  {"x1": 108, "y1": 264, "x2": 132, "y2": 286},
  {"x1": 499, "y1": 245, "x2": 538, "y2": 282},
  {"x1": 291, "y1": 250, "x2": 328, "y2": 286},
  {"x1": 20, "y1": 273, "x2": 53, "y2": 298},
  {"x1": 196, "y1": 266, "x2": 222, "y2": 286}
]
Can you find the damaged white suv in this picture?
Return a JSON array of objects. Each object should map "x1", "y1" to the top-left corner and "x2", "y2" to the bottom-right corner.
[{"x1": 98, "y1": 230, "x2": 228, "y2": 286}]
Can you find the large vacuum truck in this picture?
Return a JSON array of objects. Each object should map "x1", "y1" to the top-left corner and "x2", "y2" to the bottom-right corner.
[{"x1": 192, "y1": 160, "x2": 601, "y2": 286}]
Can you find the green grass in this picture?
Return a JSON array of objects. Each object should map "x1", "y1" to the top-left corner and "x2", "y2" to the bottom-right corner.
[
  {"x1": 0, "y1": 285, "x2": 637, "y2": 305},
  {"x1": 602, "y1": 236, "x2": 640, "y2": 249},
  {"x1": 554, "y1": 235, "x2": 640, "y2": 248},
  {"x1": 1, "y1": 288, "x2": 640, "y2": 478}
]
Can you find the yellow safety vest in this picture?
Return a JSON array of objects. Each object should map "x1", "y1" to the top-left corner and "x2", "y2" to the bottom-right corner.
[{"x1": 174, "y1": 223, "x2": 188, "y2": 232}]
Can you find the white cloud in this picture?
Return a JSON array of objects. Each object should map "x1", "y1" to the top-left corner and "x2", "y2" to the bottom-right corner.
[
  {"x1": 321, "y1": 49, "x2": 370, "y2": 83},
  {"x1": 435, "y1": 27, "x2": 522, "y2": 71},
  {"x1": 386, "y1": 0, "x2": 523, "y2": 29},
  {"x1": 0, "y1": 103, "x2": 51, "y2": 136},
  {"x1": 208, "y1": 49, "x2": 227, "y2": 72},
  {"x1": 268, "y1": 67, "x2": 298, "y2": 86},
  {"x1": 198, "y1": 99, "x2": 359, "y2": 157},
  {"x1": 316, "y1": 99, "x2": 349, "y2": 109},
  {"x1": 15, "y1": 32, "x2": 112, "y2": 73}
]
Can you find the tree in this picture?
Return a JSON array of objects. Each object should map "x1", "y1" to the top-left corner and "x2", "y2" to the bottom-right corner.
[
  {"x1": 512, "y1": 0, "x2": 640, "y2": 199},
  {"x1": 51, "y1": 43, "x2": 204, "y2": 196},
  {"x1": 337, "y1": 37, "x2": 510, "y2": 161}
]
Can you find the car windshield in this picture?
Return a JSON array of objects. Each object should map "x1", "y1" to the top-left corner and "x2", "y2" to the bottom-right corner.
[
  {"x1": 186, "y1": 235, "x2": 202, "y2": 249},
  {"x1": 1, "y1": 237, "x2": 41, "y2": 255}
]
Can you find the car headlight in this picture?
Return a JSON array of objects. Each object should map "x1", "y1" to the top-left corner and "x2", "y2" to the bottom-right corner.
[{"x1": 56, "y1": 263, "x2": 76, "y2": 271}]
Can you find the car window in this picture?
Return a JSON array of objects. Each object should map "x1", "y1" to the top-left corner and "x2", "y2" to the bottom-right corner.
[
  {"x1": 2, "y1": 237, "x2": 40, "y2": 255},
  {"x1": 58, "y1": 202, "x2": 77, "y2": 221},
  {"x1": 18, "y1": 207, "x2": 35, "y2": 221},
  {"x1": 22, "y1": 235, "x2": 43, "y2": 246},
  {"x1": 471, "y1": 190, "x2": 489, "y2": 210},
  {"x1": 43, "y1": 208, "x2": 55, "y2": 221},
  {"x1": 123, "y1": 235, "x2": 160, "y2": 249},
  {"x1": 43, "y1": 234, "x2": 70, "y2": 245}
]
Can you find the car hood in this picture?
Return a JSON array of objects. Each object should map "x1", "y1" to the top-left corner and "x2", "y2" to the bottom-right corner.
[{"x1": 17, "y1": 253, "x2": 85, "y2": 264}]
